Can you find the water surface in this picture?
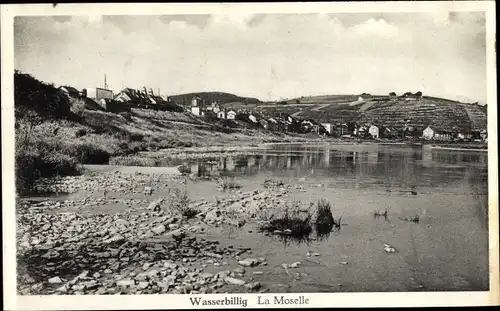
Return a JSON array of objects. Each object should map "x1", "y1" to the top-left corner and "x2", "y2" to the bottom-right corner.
[{"x1": 186, "y1": 143, "x2": 489, "y2": 292}]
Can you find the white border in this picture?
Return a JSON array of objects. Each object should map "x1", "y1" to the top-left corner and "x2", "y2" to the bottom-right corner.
[{"x1": 1, "y1": 2, "x2": 498, "y2": 309}]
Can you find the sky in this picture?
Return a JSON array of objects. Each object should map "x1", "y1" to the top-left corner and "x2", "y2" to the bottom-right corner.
[{"x1": 14, "y1": 12, "x2": 487, "y2": 103}]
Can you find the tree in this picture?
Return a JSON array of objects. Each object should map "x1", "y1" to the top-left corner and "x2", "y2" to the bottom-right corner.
[
  {"x1": 389, "y1": 92, "x2": 397, "y2": 96},
  {"x1": 415, "y1": 91, "x2": 423, "y2": 97}
]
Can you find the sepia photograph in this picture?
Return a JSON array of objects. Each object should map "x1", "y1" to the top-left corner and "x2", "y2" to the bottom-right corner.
[{"x1": 2, "y1": 1, "x2": 498, "y2": 309}]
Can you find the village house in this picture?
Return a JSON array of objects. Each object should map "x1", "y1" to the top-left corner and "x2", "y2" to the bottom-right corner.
[
  {"x1": 206, "y1": 101, "x2": 220, "y2": 114},
  {"x1": 422, "y1": 125, "x2": 453, "y2": 141},
  {"x1": 226, "y1": 110, "x2": 237, "y2": 120},
  {"x1": 217, "y1": 110, "x2": 226, "y2": 119},
  {"x1": 368, "y1": 125, "x2": 380, "y2": 139},
  {"x1": 190, "y1": 96, "x2": 204, "y2": 116},
  {"x1": 248, "y1": 113, "x2": 258, "y2": 123},
  {"x1": 83, "y1": 87, "x2": 113, "y2": 101}
]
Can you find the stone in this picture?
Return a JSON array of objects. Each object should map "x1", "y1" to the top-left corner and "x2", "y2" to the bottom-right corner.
[
  {"x1": 244, "y1": 282, "x2": 261, "y2": 290},
  {"x1": 168, "y1": 224, "x2": 180, "y2": 230},
  {"x1": 206, "y1": 252, "x2": 223, "y2": 259},
  {"x1": 233, "y1": 267, "x2": 246, "y2": 275},
  {"x1": 252, "y1": 271, "x2": 264, "y2": 275},
  {"x1": 103, "y1": 234, "x2": 124, "y2": 244},
  {"x1": 199, "y1": 273, "x2": 214, "y2": 279},
  {"x1": 290, "y1": 262, "x2": 301, "y2": 268},
  {"x1": 104, "y1": 269, "x2": 112, "y2": 274},
  {"x1": 56, "y1": 284, "x2": 68, "y2": 293},
  {"x1": 48, "y1": 276, "x2": 63, "y2": 284},
  {"x1": 84, "y1": 280, "x2": 99, "y2": 290},
  {"x1": 224, "y1": 277, "x2": 246, "y2": 286},
  {"x1": 115, "y1": 219, "x2": 129, "y2": 227},
  {"x1": 148, "y1": 198, "x2": 163, "y2": 210},
  {"x1": 138, "y1": 281, "x2": 149, "y2": 289},
  {"x1": 238, "y1": 258, "x2": 259, "y2": 267},
  {"x1": 152, "y1": 225, "x2": 166, "y2": 235},
  {"x1": 117, "y1": 279, "x2": 135, "y2": 287}
]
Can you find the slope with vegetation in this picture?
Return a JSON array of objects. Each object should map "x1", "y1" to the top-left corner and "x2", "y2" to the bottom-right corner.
[
  {"x1": 255, "y1": 94, "x2": 487, "y2": 131},
  {"x1": 13, "y1": 73, "x2": 284, "y2": 195}
]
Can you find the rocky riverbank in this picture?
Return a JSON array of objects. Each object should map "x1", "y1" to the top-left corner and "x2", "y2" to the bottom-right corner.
[{"x1": 16, "y1": 168, "x2": 304, "y2": 295}]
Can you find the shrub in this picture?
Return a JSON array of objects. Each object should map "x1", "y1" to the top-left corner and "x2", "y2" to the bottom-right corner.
[
  {"x1": 128, "y1": 133, "x2": 145, "y2": 142},
  {"x1": 74, "y1": 129, "x2": 87, "y2": 138},
  {"x1": 70, "y1": 99, "x2": 86, "y2": 117},
  {"x1": 15, "y1": 138, "x2": 80, "y2": 195},
  {"x1": 169, "y1": 188, "x2": 197, "y2": 218},
  {"x1": 14, "y1": 71, "x2": 71, "y2": 120},
  {"x1": 69, "y1": 144, "x2": 110, "y2": 164}
]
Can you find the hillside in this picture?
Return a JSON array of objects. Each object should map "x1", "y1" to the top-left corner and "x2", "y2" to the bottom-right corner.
[
  {"x1": 13, "y1": 73, "x2": 295, "y2": 194},
  {"x1": 253, "y1": 95, "x2": 487, "y2": 131},
  {"x1": 168, "y1": 92, "x2": 262, "y2": 107}
]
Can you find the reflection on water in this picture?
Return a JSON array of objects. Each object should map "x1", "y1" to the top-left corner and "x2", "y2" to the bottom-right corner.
[
  {"x1": 269, "y1": 221, "x2": 341, "y2": 247},
  {"x1": 195, "y1": 144, "x2": 489, "y2": 291},
  {"x1": 184, "y1": 144, "x2": 488, "y2": 190}
]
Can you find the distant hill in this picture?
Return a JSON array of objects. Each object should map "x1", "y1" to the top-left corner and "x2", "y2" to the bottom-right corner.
[{"x1": 168, "y1": 92, "x2": 262, "y2": 108}]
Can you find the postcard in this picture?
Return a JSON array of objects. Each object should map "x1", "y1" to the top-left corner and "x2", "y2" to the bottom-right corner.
[{"x1": 2, "y1": 1, "x2": 498, "y2": 309}]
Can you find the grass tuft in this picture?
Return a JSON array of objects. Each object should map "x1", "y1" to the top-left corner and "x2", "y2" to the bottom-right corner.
[
  {"x1": 217, "y1": 177, "x2": 242, "y2": 190},
  {"x1": 400, "y1": 215, "x2": 420, "y2": 223},
  {"x1": 259, "y1": 201, "x2": 312, "y2": 237},
  {"x1": 315, "y1": 199, "x2": 334, "y2": 227},
  {"x1": 263, "y1": 177, "x2": 285, "y2": 188},
  {"x1": 374, "y1": 207, "x2": 391, "y2": 219}
]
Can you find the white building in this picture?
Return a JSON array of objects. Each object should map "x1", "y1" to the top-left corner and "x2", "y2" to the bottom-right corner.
[
  {"x1": 422, "y1": 126, "x2": 435, "y2": 140},
  {"x1": 191, "y1": 96, "x2": 201, "y2": 107},
  {"x1": 206, "y1": 101, "x2": 220, "y2": 114},
  {"x1": 217, "y1": 110, "x2": 226, "y2": 119},
  {"x1": 227, "y1": 110, "x2": 237, "y2": 120},
  {"x1": 368, "y1": 125, "x2": 380, "y2": 139},
  {"x1": 85, "y1": 87, "x2": 113, "y2": 101},
  {"x1": 191, "y1": 106, "x2": 203, "y2": 116}
]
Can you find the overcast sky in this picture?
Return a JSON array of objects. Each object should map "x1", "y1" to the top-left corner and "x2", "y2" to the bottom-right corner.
[{"x1": 14, "y1": 12, "x2": 486, "y2": 103}]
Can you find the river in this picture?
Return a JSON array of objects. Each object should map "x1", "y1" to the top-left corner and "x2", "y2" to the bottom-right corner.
[{"x1": 180, "y1": 143, "x2": 489, "y2": 292}]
